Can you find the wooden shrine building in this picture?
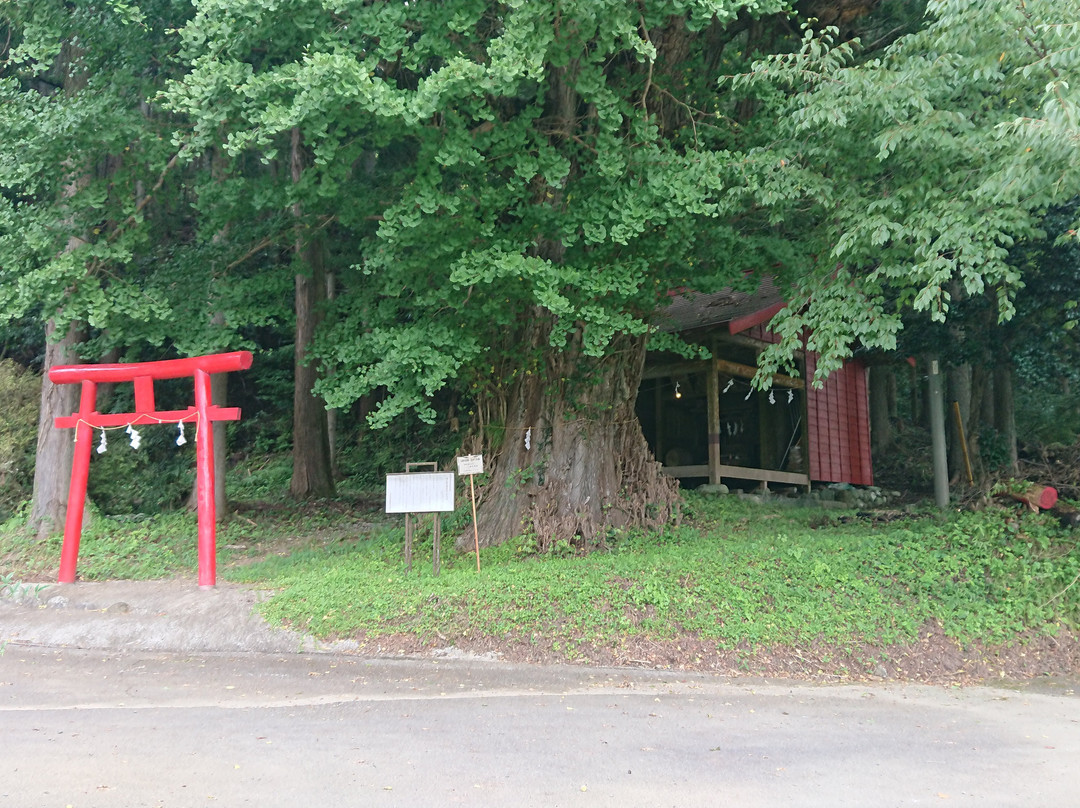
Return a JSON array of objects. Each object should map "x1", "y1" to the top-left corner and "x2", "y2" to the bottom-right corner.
[{"x1": 638, "y1": 281, "x2": 873, "y2": 490}]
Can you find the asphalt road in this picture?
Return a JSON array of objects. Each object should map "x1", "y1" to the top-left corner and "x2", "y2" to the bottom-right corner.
[{"x1": 2, "y1": 581, "x2": 1079, "y2": 807}]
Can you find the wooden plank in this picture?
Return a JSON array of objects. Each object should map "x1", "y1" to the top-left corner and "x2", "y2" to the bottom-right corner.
[
  {"x1": 713, "y1": 358, "x2": 805, "y2": 389},
  {"x1": 805, "y1": 351, "x2": 822, "y2": 481},
  {"x1": 846, "y1": 366, "x2": 862, "y2": 484},
  {"x1": 718, "y1": 465, "x2": 810, "y2": 485},
  {"x1": 642, "y1": 356, "x2": 803, "y2": 387},
  {"x1": 744, "y1": 323, "x2": 783, "y2": 345},
  {"x1": 841, "y1": 369, "x2": 854, "y2": 478},
  {"x1": 825, "y1": 385, "x2": 839, "y2": 480},
  {"x1": 660, "y1": 464, "x2": 709, "y2": 477},
  {"x1": 660, "y1": 463, "x2": 810, "y2": 486},
  {"x1": 716, "y1": 333, "x2": 804, "y2": 356},
  {"x1": 641, "y1": 359, "x2": 710, "y2": 381},
  {"x1": 845, "y1": 363, "x2": 858, "y2": 482},
  {"x1": 706, "y1": 364, "x2": 721, "y2": 484},
  {"x1": 831, "y1": 401, "x2": 843, "y2": 474}
]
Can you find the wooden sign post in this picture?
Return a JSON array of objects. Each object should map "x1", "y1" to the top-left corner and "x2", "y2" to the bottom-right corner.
[
  {"x1": 385, "y1": 462, "x2": 455, "y2": 575},
  {"x1": 456, "y1": 454, "x2": 484, "y2": 572}
]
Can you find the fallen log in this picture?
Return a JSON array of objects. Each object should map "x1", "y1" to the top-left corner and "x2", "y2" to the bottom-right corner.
[{"x1": 997, "y1": 484, "x2": 1058, "y2": 512}]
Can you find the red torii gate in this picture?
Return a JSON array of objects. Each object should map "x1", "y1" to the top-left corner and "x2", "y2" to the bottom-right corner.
[{"x1": 49, "y1": 351, "x2": 253, "y2": 588}]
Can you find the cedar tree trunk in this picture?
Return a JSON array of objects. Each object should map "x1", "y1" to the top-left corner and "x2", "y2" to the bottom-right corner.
[
  {"x1": 993, "y1": 363, "x2": 1018, "y2": 474},
  {"x1": 28, "y1": 41, "x2": 89, "y2": 538},
  {"x1": 869, "y1": 364, "x2": 894, "y2": 456},
  {"x1": 29, "y1": 319, "x2": 83, "y2": 537},
  {"x1": 289, "y1": 127, "x2": 335, "y2": 498},
  {"x1": 946, "y1": 362, "x2": 972, "y2": 484}
]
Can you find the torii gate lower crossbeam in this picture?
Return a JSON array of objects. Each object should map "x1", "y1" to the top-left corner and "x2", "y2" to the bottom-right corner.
[{"x1": 49, "y1": 351, "x2": 253, "y2": 588}]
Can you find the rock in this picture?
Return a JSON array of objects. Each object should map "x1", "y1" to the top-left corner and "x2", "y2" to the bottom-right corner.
[{"x1": 696, "y1": 483, "x2": 729, "y2": 495}]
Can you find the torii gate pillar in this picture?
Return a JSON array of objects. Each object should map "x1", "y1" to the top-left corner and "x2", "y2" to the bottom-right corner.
[{"x1": 49, "y1": 351, "x2": 253, "y2": 587}]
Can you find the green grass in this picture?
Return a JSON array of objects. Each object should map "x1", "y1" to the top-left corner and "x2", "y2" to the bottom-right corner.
[
  {"x1": 229, "y1": 494, "x2": 1080, "y2": 651},
  {"x1": 0, "y1": 507, "x2": 201, "y2": 581},
  {"x1": 2, "y1": 491, "x2": 1077, "y2": 659}
]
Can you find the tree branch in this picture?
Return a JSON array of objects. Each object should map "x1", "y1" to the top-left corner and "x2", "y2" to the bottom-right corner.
[{"x1": 117, "y1": 146, "x2": 186, "y2": 232}]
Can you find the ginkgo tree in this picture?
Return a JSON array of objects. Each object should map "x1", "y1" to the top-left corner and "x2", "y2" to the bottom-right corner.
[{"x1": 165, "y1": 0, "x2": 875, "y2": 547}]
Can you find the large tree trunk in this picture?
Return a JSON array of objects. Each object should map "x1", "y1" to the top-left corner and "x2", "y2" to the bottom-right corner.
[
  {"x1": 29, "y1": 40, "x2": 89, "y2": 538},
  {"x1": 869, "y1": 364, "x2": 894, "y2": 456},
  {"x1": 993, "y1": 363, "x2": 1018, "y2": 474},
  {"x1": 463, "y1": 314, "x2": 679, "y2": 551},
  {"x1": 968, "y1": 359, "x2": 993, "y2": 479},
  {"x1": 29, "y1": 320, "x2": 83, "y2": 538},
  {"x1": 946, "y1": 363, "x2": 973, "y2": 484},
  {"x1": 291, "y1": 259, "x2": 334, "y2": 498},
  {"x1": 202, "y1": 154, "x2": 234, "y2": 515},
  {"x1": 325, "y1": 269, "x2": 339, "y2": 478},
  {"x1": 289, "y1": 127, "x2": 335, "y2": 498}
]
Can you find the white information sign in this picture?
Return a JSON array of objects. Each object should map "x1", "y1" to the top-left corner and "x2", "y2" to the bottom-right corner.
[
  {"x1": 385, "y1": 472, "x2": 456, "y2": 513},
  {"x1": 456, "y1": 454, "x2": 484, "y2": 476}
]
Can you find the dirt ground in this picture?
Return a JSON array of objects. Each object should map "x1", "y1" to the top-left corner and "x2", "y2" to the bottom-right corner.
[{"x1": 321, "y1": 617, "x2": 1080, "y2": 687}]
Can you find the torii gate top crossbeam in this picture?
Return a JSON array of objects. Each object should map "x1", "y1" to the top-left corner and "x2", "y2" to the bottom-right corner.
[{"x1": 49, "y1": 350, "x2": 252, "y2": 385}]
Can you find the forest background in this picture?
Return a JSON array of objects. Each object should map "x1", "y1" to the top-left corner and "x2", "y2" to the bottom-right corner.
[{"x1": 0, "y1": 0, "x2": 1078, "y2": 548}]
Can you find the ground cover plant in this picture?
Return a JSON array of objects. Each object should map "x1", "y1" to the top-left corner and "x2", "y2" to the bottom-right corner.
[
  {"x1": 227, "y1": 492, "x2": 1080, "y2": 683},
  {"x1": 1, "y1": 478, "x2": 1077, "y2": 683}
]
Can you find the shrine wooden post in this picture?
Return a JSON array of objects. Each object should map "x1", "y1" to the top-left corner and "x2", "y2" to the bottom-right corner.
[{"x1": 49, "y1": 351, "x2": 253, "y2": 588}]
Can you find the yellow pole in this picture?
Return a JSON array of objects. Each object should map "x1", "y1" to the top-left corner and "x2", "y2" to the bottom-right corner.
[{"x1": 952, "y1": 400, "x2": 974, "y2": 486}]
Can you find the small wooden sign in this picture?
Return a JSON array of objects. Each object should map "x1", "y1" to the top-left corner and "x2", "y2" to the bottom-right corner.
[
  {"x1": 456, "y1": 454, "x2": 484, "y2": 476},
  {"x1": 455, "y1": 454, "x2": 485, "y2": 572},
  {"x1": 385, "y1": 472, "x2": 456, "y2": 514}
]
